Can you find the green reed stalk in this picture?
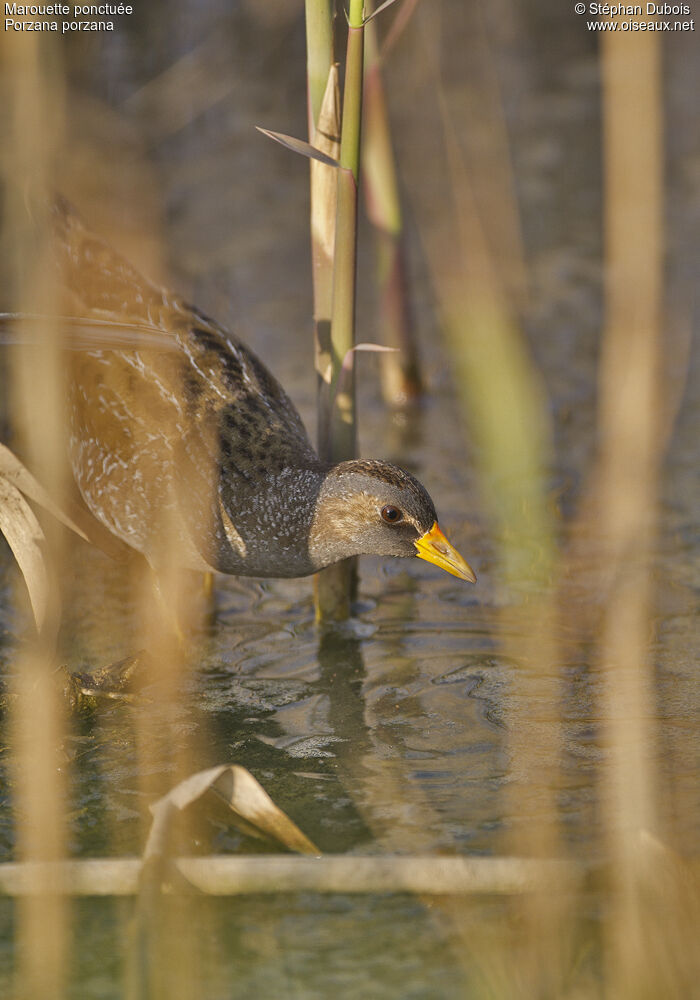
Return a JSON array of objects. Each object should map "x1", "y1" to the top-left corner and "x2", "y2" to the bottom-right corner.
[
  {"x1": 305, "y1": 0, "x2": 334, "y2": 134},
  {"x1": 305, "y1": 0, "x2": 342, "y2": 619},
  {"x1": 327, "y1": 0, "x2": 364, "y2": 463},
  {"x1": 313, "y1": 0, "x2": 366, "y2": 620}
]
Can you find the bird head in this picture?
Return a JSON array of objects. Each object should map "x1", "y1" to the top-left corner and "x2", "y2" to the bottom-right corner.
[{"x1": 310, "y1": 460, "x2": 476, "y2": 581}]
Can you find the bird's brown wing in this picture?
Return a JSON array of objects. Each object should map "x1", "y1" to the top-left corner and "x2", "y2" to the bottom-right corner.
[{"x1": 51, "y1": 197, "x2": 317, "y2": 566}]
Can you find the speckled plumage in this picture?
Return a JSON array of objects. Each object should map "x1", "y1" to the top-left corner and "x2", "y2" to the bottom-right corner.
[{"x1": 52, "y1": 200, "x2": 475, "y2": 583}]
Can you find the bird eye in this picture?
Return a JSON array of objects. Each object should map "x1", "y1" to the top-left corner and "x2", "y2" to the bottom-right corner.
[{"x1": 381, "y1": 505, "x2": 403, "y2": 524}]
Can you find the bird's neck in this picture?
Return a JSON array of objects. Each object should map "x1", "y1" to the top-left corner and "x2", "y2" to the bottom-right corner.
[{"x1": 217, "y1": 464, "x2": 328, "y2": 578}]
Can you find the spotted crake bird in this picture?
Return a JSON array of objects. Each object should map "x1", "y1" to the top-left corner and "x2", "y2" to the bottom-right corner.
[{"x1": 51, "y1": 198, "x2": 476, "y2": 584}]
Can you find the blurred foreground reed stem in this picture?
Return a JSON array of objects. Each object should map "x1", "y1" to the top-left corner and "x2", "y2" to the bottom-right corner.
[
  {"x1": 0, "y1": 854, "x2": 587, "y2": 896},
  {"x1": 398, "y1": 8, "x2": 570, "y2": 987},
  {"x1": 598, "y1": 22, "x2": 664, "y2": 997},
  {"x1": 2, "y1": 32, "x2": 69, "y2": 1000}
]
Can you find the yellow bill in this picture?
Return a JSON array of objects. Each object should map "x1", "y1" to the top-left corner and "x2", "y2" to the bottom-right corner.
[{"x1": 414, "y1": 522, "x2": 476, "y2": 583}]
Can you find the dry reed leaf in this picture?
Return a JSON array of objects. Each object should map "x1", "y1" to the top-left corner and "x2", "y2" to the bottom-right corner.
[
  {"x1": 313, "y1": 65, "x2": 341, "y2": 157},
  {"x1": 311, "y1": 65, "x2": 342, "y2": 391},
  {"x1": 0, "y1": 443, "x2": 92, "y2": 632},
  {"x1": 0, "y1": 477, "x2": 49, "y2": 631},
  {"x1": 145, "y1": 765, "x2": 320, "y2": 859},
  {"x1": 364, "y1": 0, "x2": 402, "y2": 25},
  {"x1": 0, "y1": 443, "x2": 87, "y2": 540},
  {"x1": 133, "y1": 766, "x2": 318, "y2": 999},
  {"x1": 255, "y1": 127, "x2": 340, "y2": 169},
  {"x1": 312, "y1": 65, "x2": 341, "y2": 269},
  {"x1": 331, "y1": 342, "x2": 398, "y2": 404}
]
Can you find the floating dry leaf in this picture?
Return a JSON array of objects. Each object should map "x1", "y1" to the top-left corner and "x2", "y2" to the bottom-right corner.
[{"x1": 145, "y1": 764, "x2": 319, "y2": 859}]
